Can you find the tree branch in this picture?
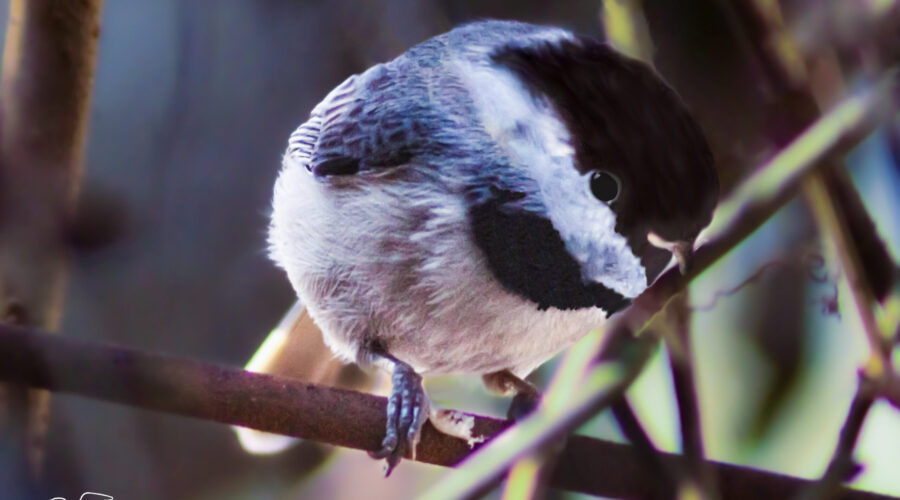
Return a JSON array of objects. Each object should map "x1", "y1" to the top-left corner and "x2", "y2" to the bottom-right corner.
[
  {"x1": 0, "y1": 324, "x2": 895, "y2": 500},
  {"x1": 795, "y1": 377, "x2": 877, "y2": 500}
]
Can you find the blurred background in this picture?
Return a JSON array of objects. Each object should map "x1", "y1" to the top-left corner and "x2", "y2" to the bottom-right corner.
[{"x1": 0, "y1": 0, "x2": 898, "y2": 499}]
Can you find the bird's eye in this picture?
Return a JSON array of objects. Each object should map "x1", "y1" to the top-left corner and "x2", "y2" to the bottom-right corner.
[{"x1": 589, "y1": 170, "x2": 620, "y2": 203}]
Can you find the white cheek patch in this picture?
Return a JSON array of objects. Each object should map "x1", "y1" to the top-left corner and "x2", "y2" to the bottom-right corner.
[
  {"x1": 457, "y1": 58, "x2": 647, "y2": 299},
  {"x1": 543, "y1": 171, "x2": 647, "y2": 298}
]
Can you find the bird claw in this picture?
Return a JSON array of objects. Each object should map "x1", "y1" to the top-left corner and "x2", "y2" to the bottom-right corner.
[
  {"x1": 483, "y1": 369, "x2": 542, "y2": 421},
  {"x1": 368, "y1": 361, "x2": 428, "y2": 476},
  {"x1": 507, "y1": 390, "x2": 541, "y2": 421}
]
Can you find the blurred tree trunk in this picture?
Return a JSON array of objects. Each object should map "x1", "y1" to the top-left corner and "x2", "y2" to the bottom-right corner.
[{"x1": 0, "y1": 0, "x2": 102, "y2": 495}]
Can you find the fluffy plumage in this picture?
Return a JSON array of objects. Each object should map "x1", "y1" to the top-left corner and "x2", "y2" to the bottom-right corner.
[
  {"x1": 268, "y1": 19, "x2": 718, "y2": 469},
  {"x1": 271, "y1": 20, "x2": 716, "y2": 376}
]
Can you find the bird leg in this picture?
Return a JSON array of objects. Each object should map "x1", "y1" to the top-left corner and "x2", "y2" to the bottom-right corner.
[
  {"x1": 483, "y1": 369, "x2": 541, "y2": 421},
  {"x1": 368, "y1": 351, "x2": 428, "y2": 476}
]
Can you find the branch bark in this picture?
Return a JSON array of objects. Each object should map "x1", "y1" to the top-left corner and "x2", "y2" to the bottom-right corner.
[
  {"x1": 0, "y1": 325, "x2": 895, "y2": 500},
  {"x1": 796, "y1": 377, "x2": 877, "y2": 500}
]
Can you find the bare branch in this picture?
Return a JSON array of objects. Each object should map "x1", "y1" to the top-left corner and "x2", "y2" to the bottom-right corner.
[
  {"x1": 611, "y1": 396, "x2": 676, "y2": 498},
  {"x1": 0, "y1": 325, "x2": 895, "y2": 500},
  {"x1": 795, "y1": 376, "x2": 876, "y2": 500},
  {"x1": 665, "y1": 293, "x2": 718, "y2": 499},
  {"x1": 798, "y1": 120, "x2": 896, "y2": 500}
]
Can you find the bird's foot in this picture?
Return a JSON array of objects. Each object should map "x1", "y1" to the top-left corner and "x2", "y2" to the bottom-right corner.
[
  {"x1": 482, "y1": 369, "x2": 542, "y2": 421},
  {"x1": 368, "y1": 360, "x2": 428, "y2": 476},
  {"x1": 507, "y1": 390, "x2": 541, "y2": 421}
]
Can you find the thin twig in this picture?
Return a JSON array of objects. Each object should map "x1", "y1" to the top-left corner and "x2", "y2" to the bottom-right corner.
[
  {"x1": 804, "y1": 176, "x2": 892, "y2": 369},
  {"x1": 611, "y1": 396, "x2": 676, "y2": 499},
  {"x1": 665, "y1": 292, "x2": 719, "y2": 500},
  {"x1": 798, "y1": 162, "x2": 894, "y2": 500},
  {"x1": 794, "y1": 377, "x2": 877, "y2": 500}
]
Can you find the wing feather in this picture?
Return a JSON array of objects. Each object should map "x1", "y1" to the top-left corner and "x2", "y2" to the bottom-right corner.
[{"x1": 286, "y1": 64, "x2": 424, "y2": 176}]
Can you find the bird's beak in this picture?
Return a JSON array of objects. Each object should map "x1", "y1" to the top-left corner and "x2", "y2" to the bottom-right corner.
[{"x1": 647, "y1": 232, "x2": 694, "y2": 275}]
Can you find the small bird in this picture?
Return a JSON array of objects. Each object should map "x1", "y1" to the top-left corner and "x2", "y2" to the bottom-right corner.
[{"x1": 267, "y1": 19, "x2": 718, "y2": 473}]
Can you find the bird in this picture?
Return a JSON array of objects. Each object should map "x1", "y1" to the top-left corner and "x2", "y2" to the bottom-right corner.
[{"x1": 266, "y1": 19, "x2": 719, "y2": 474}]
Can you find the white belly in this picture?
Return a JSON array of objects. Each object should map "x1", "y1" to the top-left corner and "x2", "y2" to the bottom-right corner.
[{"x1": 268, "y1": 163, "x2": 608, "y2": 376}]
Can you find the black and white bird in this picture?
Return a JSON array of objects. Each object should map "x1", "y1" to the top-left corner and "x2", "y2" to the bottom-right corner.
[{"x1": 265, "y1": 19, "x2": 718, "y2": 473}]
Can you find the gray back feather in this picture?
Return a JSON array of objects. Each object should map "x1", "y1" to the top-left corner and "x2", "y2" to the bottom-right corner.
[{"x1": 285, "y1": 20, "x2": 569, "y2": 189}]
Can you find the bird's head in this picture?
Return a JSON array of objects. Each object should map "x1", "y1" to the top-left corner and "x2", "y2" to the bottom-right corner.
[{"x1": 465, "y1": 33, "x2": 718, "y2": 312}]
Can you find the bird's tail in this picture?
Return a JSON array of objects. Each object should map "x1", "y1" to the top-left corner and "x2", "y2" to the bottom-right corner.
[{"x1": 232, "y1": 300, "x2": 371, "y2": 454}]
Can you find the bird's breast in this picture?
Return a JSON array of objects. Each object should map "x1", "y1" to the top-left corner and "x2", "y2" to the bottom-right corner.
[{"x1": 269, "y1": 163, "x2": 608, "y2": 376}]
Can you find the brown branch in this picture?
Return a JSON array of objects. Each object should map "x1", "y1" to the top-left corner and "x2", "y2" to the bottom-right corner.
[
  {"x1": 795, "y1": 377, "x2": 877, "y2": 500},
  {"x1": 0, "y1": 325, "x2": 895, "y2": 500},
  {"x1": 0, "y1": 0, "x2": 103, "y2": 491},
  {"x1": 611, "y1": 396, "x2": 677, "y2": 498},
  {"x1": 426, "y1": 67, "x2": 900, "y2": 499},
  {"x1": 665, "y1": 293, "x2": 718, "y2": 499}
]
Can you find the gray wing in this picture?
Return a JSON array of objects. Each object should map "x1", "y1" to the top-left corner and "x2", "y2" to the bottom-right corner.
[
  {"x1": 287, "y1": 61, "x2": 432, "y2": 177},
  {"x1": 284, "y1": 20, "x2": 572, "y2": 177}
]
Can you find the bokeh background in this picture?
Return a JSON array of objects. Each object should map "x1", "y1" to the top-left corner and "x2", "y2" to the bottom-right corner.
[{"x1": 0, "y1": 1, "x2": 898, "y2": 499}]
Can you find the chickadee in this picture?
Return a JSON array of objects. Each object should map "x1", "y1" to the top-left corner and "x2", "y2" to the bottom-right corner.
[{"x1": 267, "y1": 19, "x2": 718, "y2": 473}]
